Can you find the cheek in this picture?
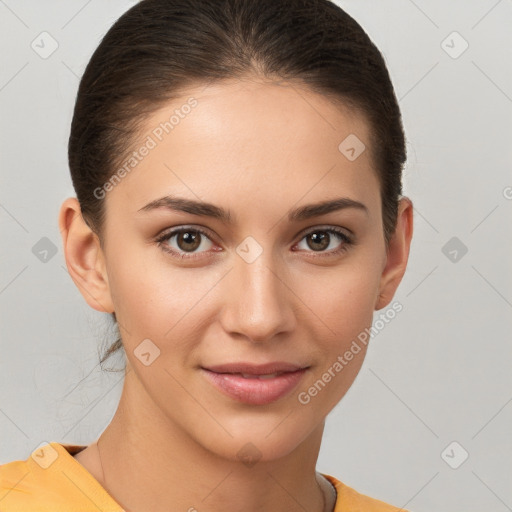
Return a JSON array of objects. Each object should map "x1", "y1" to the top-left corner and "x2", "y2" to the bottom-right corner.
[
  {"x1": 295, "y1": 258, "x2": 381, "y2": 344},
  {"x1": 106, "y1": 248, "x2": 221, "y2": 346},
  {"x1": 105, "y1": 244, "x2": 173, "y2": 335},
  {"x1": 293, "y1": 266, "x2": 378, "y2": 411}
]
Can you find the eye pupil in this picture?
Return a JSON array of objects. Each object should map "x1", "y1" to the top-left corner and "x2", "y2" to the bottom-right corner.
[
  {"x1": 307, "y1": 231, "x2": 329, "y2": 251},
  {"x1": 178, "y1": 231, "x2": 201, "y2": 251}
]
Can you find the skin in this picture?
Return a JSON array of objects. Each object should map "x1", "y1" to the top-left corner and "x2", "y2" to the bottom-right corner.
[{"x1": 59, "y1": 76, "x2": 413, "y2": 512}]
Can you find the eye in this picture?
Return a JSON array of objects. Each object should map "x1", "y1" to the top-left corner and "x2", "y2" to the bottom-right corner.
[
  {"x1": 155, "y1": 225, "x2": 354, "y2": 260},
  {"x1": 155, "y1": 226, "x2": 217, "y2": 259},
  {"x1": 294, "y1": 227, "x2": 353, "y2": 256}
]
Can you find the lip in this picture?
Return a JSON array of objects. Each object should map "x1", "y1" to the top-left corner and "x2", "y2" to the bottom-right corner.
[
  {"x1": 201, "y1": 362, "x2": 309, "y2": 405},
  {"x1": 204, "y1": 361, "x2": 307, "y2": 375}
]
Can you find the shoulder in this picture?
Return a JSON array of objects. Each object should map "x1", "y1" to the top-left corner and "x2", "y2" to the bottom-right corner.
[
  {"x1": 0, "y1": 441, "x2": 121, "y2": 512},
  {"x1": 322, "y1": 473, "x2": 410, "y2": 512},
  {"x1": 0, "y1": 449, "x2": 61, "y2": 511}
]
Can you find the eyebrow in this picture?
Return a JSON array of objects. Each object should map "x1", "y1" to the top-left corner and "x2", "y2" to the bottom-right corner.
[{"x1": 137, "y1": 195, "x2": 368, "y2": 223}]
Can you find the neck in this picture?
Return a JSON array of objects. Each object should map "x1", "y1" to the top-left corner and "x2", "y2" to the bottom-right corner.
[{"x1": 92, "y1": 368, "x2": 336, "y2": 512}]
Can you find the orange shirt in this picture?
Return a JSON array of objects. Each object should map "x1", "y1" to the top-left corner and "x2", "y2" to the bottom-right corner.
[{"x1": 0, "y1": 442, "x2": 407, "y2": 511}]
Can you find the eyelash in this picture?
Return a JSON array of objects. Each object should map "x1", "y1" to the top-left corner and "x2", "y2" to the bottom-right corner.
[{"x1": 155, "y1": 225, "x2": 354, "y2": 261}]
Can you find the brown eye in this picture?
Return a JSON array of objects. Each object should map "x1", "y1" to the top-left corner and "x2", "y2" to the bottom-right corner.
[
  {"x1": 175, "y1": 230, "x2": 202, "y2": 252},
  {"x1": 306, "y1": 231, "x2": 330, "y2": 251},
  {"x1": 295, "y1": 227, "x2": 353, "y2": 255},
  {"x1": 156, "y1": 227, "x2": 215, "y2": 257}
]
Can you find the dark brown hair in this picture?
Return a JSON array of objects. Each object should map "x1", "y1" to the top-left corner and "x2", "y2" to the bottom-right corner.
[{"x1": 68, "y1": 0, "x2": 407, "y2": 369}]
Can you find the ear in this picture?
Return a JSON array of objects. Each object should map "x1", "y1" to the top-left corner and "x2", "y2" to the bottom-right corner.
[
  {"x1": 375, "y1": 196, "x2": 414, "y2": 310},
  {"x1": 58, "y1": 197, "x2": 114, "y2": 313}
]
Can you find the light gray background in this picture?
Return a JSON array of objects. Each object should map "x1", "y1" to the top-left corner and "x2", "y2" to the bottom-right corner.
[{"x1": 1, "y1": 1, "x2": 511, "y2": 511}]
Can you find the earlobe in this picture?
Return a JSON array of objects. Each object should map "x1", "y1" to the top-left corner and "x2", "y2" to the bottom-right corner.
[
  {"x1": 58, "y1": 197, "x2": 114, "y2": 313},
  {"x1": 375, "y1": 196, "x2": 414, "y2": 310}
]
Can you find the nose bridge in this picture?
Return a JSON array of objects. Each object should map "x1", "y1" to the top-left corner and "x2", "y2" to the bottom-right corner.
[{"x1": 223, "y1": 236, "x2": 294, "y2": 342}]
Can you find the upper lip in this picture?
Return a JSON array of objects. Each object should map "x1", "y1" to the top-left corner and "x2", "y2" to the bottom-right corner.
[{"x1": 203, "y1": 362, "x2": 309, "y2": 375}]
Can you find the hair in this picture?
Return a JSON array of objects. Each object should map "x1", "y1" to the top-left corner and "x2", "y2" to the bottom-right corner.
[{"x1": 67, "y1": 0, "x2": 407, "y2": 370}]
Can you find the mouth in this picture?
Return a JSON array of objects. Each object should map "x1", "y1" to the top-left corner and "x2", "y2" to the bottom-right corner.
[
  {"x1": 225, "y1": 372, "x2": 287, "y2": 379},
  {"x1": 201, "y1": 362, "x2": 310, "y2": 405}
]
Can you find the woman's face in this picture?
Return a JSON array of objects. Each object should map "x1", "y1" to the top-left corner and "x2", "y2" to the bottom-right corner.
[{"x1": 79, "y1": 78, "x2": 409, "y2": 461}]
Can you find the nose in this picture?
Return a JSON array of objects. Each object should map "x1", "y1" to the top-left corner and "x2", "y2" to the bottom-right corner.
[{"x1": 219, "y1": 249, "x2": 296, "y2": 344}]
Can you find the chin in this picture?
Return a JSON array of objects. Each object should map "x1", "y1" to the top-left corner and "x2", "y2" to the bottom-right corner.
[{"x1": 193, "y1": 412, "x2": 319, "y2": 464}]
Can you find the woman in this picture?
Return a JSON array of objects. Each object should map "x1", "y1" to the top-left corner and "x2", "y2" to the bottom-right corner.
[{"x1": 0, "y1": 0, "x2": 413, "y2": 510}]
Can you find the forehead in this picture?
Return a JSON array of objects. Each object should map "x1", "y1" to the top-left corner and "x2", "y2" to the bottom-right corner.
[
  {"x1": 164, "y1": 77, "x2": 372, "y2": 158},
  {"x1": 105, "y1": 77, "x2": 380, "y2": 222}
]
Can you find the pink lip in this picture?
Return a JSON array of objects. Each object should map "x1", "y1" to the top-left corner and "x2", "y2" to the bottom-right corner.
[
  {"x1": 201, "y1": 362, "x2": 309, "y2": 405},
  {"x1": 205, "y1": 361, "x2": 307, "y2": 375}
]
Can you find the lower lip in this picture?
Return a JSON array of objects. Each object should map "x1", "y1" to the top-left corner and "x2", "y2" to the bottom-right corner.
[{"x1": 201, "y1": 368, "x2": 308, "y2": 405}]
